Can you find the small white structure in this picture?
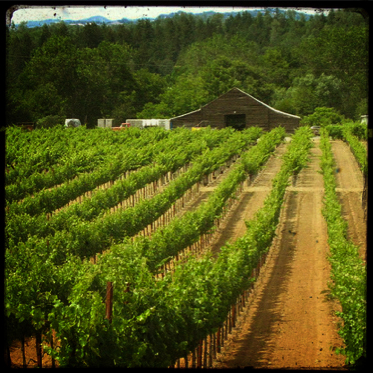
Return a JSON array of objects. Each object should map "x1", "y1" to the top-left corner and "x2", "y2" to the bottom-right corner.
[
  {"x1": 361, "y1": 115, "x2": 368, "y2": 125},
  {"x1": 65, "y1": 118, "x2": 81, "y2": 128},
  {"x1": 126, "y1": 119, "x2": 171, "y2": 130},
  {"x1": 97, "y1": 118, "x2": 115, "y2": 128}
]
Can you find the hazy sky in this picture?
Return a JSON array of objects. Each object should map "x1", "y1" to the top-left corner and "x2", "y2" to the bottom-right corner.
[{"x1": 9, "y1": 5, "x2": 328, "y2": 24}]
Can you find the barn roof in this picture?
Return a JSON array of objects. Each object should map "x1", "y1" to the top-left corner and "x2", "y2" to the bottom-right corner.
[{"x1": 170, "y1": 87, "x2": 301, "y2": 120}]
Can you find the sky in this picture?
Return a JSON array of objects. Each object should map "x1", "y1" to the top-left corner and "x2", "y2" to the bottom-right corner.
[{"x1": 8, "y1": 5, "x2": 329, "y2": 25}]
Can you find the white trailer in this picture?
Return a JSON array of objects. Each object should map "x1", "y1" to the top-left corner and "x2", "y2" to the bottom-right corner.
[
  {"x1": 97, "y1": 118, "x2": 115, "y2": 128},
  {"x1": 361, "y1": 115, "x2": 368, "y2": 125},
  {"x1": 65, "y1": 118, "x2": 81, "y2": 128},
  {"x1": 125, "y1": 119, "x2": 171, "y2": 130}
]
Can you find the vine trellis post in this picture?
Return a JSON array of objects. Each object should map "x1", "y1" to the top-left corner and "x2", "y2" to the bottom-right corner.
[{"x1": 105, "y1": 282, "x2": 113, "y2": 323}]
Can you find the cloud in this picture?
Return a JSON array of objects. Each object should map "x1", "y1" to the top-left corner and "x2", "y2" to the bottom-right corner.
[
  {"x1": 10, "y1": 5, "x2": 254, "y2": 24},
  {"x1": 10, "y1": 5, "x2": 329, "y2": 25}
]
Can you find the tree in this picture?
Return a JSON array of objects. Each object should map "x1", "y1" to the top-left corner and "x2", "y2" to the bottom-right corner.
[
  {"x1": 301, "y1": 107, "x2": 345, "y2": 126},
  {"x1": 114, "y1": 24, "x2": 132, "y2": 46},
  {"x1": 76, "y1": 41, "x2": 138, "y2": 125},
  {"x1": 259, "y1": 48, "x2": 290, "y2": 87},
  {"x1": 38, "y1": 24, "x2": 51, "y2": 47},
  {"x1": 174, "y1": 12, "x2": 196, "y2": 51},
  {"x1": 9, "y1": 35, "x2": 77, "y2": 122},
  {"x1": 21, "y1": 35, "x2": 78, "y2": 96},
  {"x1": 6, "y1": 22, "x2": 35, "y2": 83},
  {"x1": 78, "y1": 22, "x2": 105, "y2": 48},
  {"x1": 176, "y1": 34, "x2": 260, "y2": 78},
  {"x1": 6, "y1": 23, "x2": 36, "y2": 124},
  {"x1": 50, "y1": 21, "x2": 70, "y2": 37},
  {"x1": 23, "y1": 83, "x2": 67, "y2": 121},
  {"x1": 200, "y1": 57, "x2": 242, "y2": 99},
  {"x1": 133, "y1": 69, "x2": 167, "y2": 108},
  {"x1": 136, "y1": 73, "x2": 208, "y2": 119},
  {"x1": 5, "y1": 8, "x2": 368, "y2": 127},
  {"x1": 36, "y1": 115, "x2": 65, "y2": 129},
  {"x1": 248, "y1": 11, "x2": 270, "y2": 48},
  {"x1": 112, "y1": 69, "x2": 167, "y2": 122},
  {"x1": 161, "y1": 18, "x2": 180, "y2": 64},
  {"x1": 132, "y1": 19, "x2": 156, "y2": 72},
  {"x1": 200, "y1": 52, "x2": 275, "y2": 104},
  {"x1": 205, "y1": 13, "x2": 224, "y2": 38},
  {"x1": 271, "y1": 73, "x2": 344, "y2": 117},
  {"x1": 298, "y1": 19, "x2": 368, "y2": 118}
]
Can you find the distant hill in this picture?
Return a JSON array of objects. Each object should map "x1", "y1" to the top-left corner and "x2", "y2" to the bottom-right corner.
[
  {"x1": 16, "y1": 15, "x2": 130, "y2": 28},
  {"x1": 15, "y1": 9, "x2": 311, "y2": 28},
  {"x1": 79, "y1": 15, "x2": 111, "y2": 23}
]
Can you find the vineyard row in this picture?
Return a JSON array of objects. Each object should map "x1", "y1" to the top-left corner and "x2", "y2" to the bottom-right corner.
[
  {"x1": 6, "y1": 126, "x2": 231, "y2": 210},
  {"x1": 7, "y1": 126, "x2": 313, "y2": 367},
  {"x1": 319, "y1": 127, "x2": 366, "y2": 365},
  {"x1": 6, "y1": 127, "x2": 233, "y2": 244},
  {"x1": 5, "y1": 125, "x2": 169, "y2": 186},
  {"x1": 4, "y1": 127, "x2": 281, "y2": 365}
]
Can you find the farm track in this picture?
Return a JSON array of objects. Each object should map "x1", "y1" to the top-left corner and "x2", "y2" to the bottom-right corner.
[
  {"x1": 208, "y1": 142, "x2": 289, "y2": 257},
  {"x1": 131, "y1": 155, "x2": 241, "y2": 243},
  {"x1": 212, "y1": 139, "x2": 348, "y2": 369},
  {"x1": 174, "y1": 141, "x2": 289, "y2": 368},
  {"x1": 331, "y1": 140, "x2": 366, "y2": 260},
  {"x1": 171, "y1": 159, "x2": 239, "y2": 219},
  {"x1": 155, "y1": 143, "x2": 287, "y2": 277}
]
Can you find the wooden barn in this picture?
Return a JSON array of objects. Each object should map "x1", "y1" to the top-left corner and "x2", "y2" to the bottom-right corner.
[{"x1": 170, "y1": 87, "x2": 300, "y2": 133}]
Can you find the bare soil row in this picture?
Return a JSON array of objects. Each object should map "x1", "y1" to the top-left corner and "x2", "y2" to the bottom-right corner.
[{"x1": 211, "y1": 139, "x2": 365, "y2": 369}]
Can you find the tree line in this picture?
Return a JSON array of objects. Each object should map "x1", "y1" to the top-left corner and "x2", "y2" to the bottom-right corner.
[{"x1": 6, "y1": 8, "x2": 368, "y2": 128}]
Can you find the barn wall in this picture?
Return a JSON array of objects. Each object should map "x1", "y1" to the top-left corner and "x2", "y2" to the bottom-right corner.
[
  {"x1": 171, "y1": 88, "x2": 300, "y2": 132},
  {"x1": 201, "y1": 90, "x2": 270, "y2": 130},
  {"x1": 269, "y1": 111, "x2": 299, "y2": 133},
  {"x1": 171, "y1": 110, "x2": 202, "y2": 128}
]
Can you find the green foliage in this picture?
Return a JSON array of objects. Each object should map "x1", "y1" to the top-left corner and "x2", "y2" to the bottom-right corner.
[
  {"x1": 281, "y1": 126, "x2": 313, "y2": 174},
  {"x1": 343, "y1": 120, "x2": 368, "y2": 141},
  {"x1": 273, "y1": 74, "x2": 344, "y2": 117},
  {"x1": 259, "y1": 48, "x2": 291, "y2": 87},
  {"x1": 298, "y1": 22, "x2": 368, "y2": 119},
  {"x1": 324, "y1": 120, "x2": 367, "y2": 142},
  {"x1": 36, "y1": 115, "x2": 66, "y2": 129},
  {"x1": 6, "y1": 9, "x2": 368, "y2": 126},
  {"x1": 319, "y1": 128, "x2": 366, "y2": 366},
  {"x1": 341, "y1": 124, "x2": 368, "y2": 176},
  {"x1": 354, "y1": 98, "x2": 368, "y2": 120},
  {"x1": 301, "y1": 107, "x2": 345, "y2": 127},
  {"x1": 138, "y1": 74, "x2": 208, "y2": 118},
  {"x1": 325, "y1": 124, "x2": 343, "y2": 139},
  {"x1": 4, "y1": 126, "x2": 316, "y2": 367}
]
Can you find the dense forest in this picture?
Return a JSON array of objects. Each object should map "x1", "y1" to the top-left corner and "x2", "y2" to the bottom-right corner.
[{"x1": 6, "y1": 8, "x2": 368, "y2": 128}]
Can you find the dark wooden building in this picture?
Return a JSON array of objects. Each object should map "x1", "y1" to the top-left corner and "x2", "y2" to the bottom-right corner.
[{"x1": 170, "y1": 87, "x2": 300, "y2": 133}]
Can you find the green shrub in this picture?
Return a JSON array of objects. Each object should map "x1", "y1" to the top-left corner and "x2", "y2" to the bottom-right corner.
[
  {"x1": 344, "y1": 121, "x2": 368, "y2": 140},
  {"x1": 36, "y1": 115, "x2": 65, "y2": 129},
  {"x1": 325, "y1": 124, "x2": 343, "y2": 139},
  {"x1": 301, "y1": 107, "x2": 345, "y2": 127},
  {"x1": 320, "y1": 128, "x2": 367, "y2": 366}
]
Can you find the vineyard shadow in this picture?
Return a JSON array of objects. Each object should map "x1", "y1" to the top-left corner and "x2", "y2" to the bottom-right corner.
[
  {"x1": 220, "y1": 190, "x2": 299, "y2": 368},
  {"x1": 211, "y1": 191, "x2": 265, "y2": 257}
]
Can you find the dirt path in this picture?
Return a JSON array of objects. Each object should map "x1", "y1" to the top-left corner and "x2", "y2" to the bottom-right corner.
[
  {"x1": 208, "y1": 142, "x2": 289, "y2": 257},
  {"x1": 331, "y1": 140, "x2": 366, "y2": 260},
  {"x1": 213, "y1": 139, "x2": 347, "y2": 369}
]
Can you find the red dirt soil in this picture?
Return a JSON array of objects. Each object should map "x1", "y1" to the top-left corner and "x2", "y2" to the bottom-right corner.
[{"x1": 211, "y1": 139, "x2": 356, "y2": 369}]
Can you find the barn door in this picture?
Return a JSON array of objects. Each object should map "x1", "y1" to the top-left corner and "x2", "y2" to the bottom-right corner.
[{"x1": 225, "y1": 114, "x2": 246, "y2": 130}]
